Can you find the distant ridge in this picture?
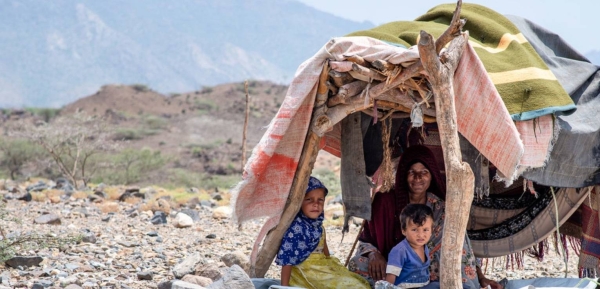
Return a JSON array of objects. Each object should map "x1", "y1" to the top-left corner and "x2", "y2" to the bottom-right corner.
[{"x1": 0, "y1": 0, "x2": 373, "y2": 108}]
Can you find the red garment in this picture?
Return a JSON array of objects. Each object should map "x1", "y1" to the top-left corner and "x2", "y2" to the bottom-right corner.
[{"x1": 359, "y1": 145, "x2": 446, "y2": 258}]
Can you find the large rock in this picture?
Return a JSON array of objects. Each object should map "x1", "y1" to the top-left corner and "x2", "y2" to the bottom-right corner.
[
  {"x1": 5, "y1": 256, "x2": 43, "y2": 268},
  {"x1": 221, "y1": 251, "x2": 249, "y2": 272},
  {"x1": 33, "y1": 213, "x2": 61, "y2": 225},
  {"x1": 172, "y1": 280, "x2": 206, "y2": 289},
  {"x1": 207, "y1": 265, "x2": 253, "y2": 289},
  {"x1": 157, "y1": 280, "x2": 174, "y2": 289},
  {"x1": 182, "y1": 274, "x2": 212, "y2": 287},
  {"x1": 211, "y1": 206, "x2": 232, "y2": 219},
  {"x1": 172, "y1": 252, "x2": 205, "y2": 279},
  {"x1": 194, "y1": 263, "x2": 222, "y2": 281},
  {"x1": 151, "y1": 211, "x2": 168, "y2": 225},
  {"x1": 179, "y1": 209, "x2": 200, "y2": 222},
  {"x1": 174, "y1": 212, "x2": 194, "y2": 228}
]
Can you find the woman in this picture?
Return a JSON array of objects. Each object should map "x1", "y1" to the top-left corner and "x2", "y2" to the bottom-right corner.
[{"x1": 349, "y1": 145, "x2": 502, "y2": 289}]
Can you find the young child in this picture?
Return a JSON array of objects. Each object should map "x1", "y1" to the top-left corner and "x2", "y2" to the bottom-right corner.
[
  {"x1": 375, "y1": 204, "x2": 435, "y2": 289},
  {"x1": 275, "y1": 176, "x2": 370, "y2": 289}
]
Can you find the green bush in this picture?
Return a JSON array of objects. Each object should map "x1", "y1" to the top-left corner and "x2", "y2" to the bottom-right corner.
[
  {"x1": 24, "y1": 108, "x2": 61, "y2": 123},
  {"x1": 131, "y1": 84, "x2": 150, "y2": 93},
  {"x1": 312, "y1": 168, "x2": 341, "y2": 196},
  {"x1": 142, "y1": 115, "x2": 167, "y2": 130},
  {"x1": 113, "y1": 128, "x2": 144, "y2": 140},
  {"x1": 162, "y1": 169, "x2": 240, "y2": 191},
  {"x1": 95, "y1": 148, "x2": 167, "y2": 185},
  {"x1": 0, "y1": 139, "x2": 44, "y2": 180}
]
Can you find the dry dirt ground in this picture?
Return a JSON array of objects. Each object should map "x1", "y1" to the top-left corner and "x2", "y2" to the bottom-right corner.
[{"x1": 0, "y1": 181, "x2": 582, "y2": 289}]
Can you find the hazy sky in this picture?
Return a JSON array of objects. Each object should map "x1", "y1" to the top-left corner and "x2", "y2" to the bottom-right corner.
[{"x1": 296, "y1": 0, "x2": 599, "y2": 55}]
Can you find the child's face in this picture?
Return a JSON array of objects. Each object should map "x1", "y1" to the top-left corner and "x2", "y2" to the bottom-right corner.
[
  {"x1": 301, "y1": 188, "x2": 325, "y2": 219},
  {"x1": 401, "y1": 217, "x2": 433, "y2": 248}
]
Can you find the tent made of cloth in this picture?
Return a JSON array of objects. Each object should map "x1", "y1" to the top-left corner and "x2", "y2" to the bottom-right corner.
[{"x1": 232, "y1": 1, "x2": 600, "y2": 281}]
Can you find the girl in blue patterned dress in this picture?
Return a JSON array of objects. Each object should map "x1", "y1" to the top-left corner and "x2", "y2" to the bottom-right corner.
[{"x1": 275, "y1": 176, "x2": 370, "y2": 289}]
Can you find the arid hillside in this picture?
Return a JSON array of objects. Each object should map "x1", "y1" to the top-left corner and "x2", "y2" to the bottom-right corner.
[{"x1": 0, "y1": 81, "x2": 340, "y2": 190}]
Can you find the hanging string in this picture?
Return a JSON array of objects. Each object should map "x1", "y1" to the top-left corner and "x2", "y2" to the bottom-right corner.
[{"x1": 379, "y1": 117, "x2": 394, "y2": 193}]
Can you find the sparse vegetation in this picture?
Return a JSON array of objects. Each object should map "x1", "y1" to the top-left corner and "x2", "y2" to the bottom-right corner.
[
  {"x1": 0, "y1": 198, "x2": 81, "y2": 262},
  {"x1": 0, "y1": 139, "x2": 45, "y2": 180},
  {"x1": 131, "y1": 84, "x2": 151, "y2": 93},
  {"x1": 7, "y1": 113, "x2": 117, "y2": 187},
  {"x1": 94, "y1": 148, "x2": 167, "y2": 185}
]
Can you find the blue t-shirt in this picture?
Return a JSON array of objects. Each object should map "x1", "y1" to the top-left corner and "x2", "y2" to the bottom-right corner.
[{"x1": 386, "y1": 239, "x2": 430, "y2": 287}]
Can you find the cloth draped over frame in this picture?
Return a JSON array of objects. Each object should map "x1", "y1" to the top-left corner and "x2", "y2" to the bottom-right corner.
[
  {"x1": 231, "y1": 35, "x2": 523, "y2": 267},
  {"x1": 347, "y1": 3, "x2": 576, "y2": 121}
]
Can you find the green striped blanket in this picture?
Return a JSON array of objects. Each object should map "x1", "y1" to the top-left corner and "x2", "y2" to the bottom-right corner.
[{"x1": 347, "y1": 3, "x2": 575, "y2": 120}]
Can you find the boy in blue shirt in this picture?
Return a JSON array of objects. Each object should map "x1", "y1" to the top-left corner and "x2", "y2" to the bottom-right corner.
[{"x1": 375, "y1": 204, "x2": 435, "y2": 289}]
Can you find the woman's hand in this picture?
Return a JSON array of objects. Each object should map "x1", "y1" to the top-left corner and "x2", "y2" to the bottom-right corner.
[
  {"x1": 479, "y1": 276, "x2": 503, "y2": 289},
  {"x1": 367, "y1": 251, "x2": 387, "y2": 281}
]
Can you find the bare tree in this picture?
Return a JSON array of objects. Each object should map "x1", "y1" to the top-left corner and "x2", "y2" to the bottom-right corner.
[{"x1": 9, "y1": 113, "x2": 117, "y2": 188}]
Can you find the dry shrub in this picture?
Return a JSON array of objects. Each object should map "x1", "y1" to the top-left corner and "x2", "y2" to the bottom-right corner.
[
  {"x1": 123, "y1": 197, "x2": 142, "y2": 205},
  {"x1": 71, "y1": 191, "x2": 88, "y2": 199},
  {"x1": 31, "y1": 192, "x2": 46, "y2": 202},
  {"x1": 104, "y1": 186, "x2": 123, "y2": 200},
  {"x1": 97, "y1": 202, "x2": 119, "y2": 213},
  {"x1": 138, "y1": 198, "x2": 171, "y2": 214}
]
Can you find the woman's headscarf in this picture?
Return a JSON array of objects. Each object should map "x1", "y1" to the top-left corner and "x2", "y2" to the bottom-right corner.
[
  {"x1": 275, "y1": 176, "x2": 328, "y2": 266},
  {"x1": 359, "y1": 145, "x2": 446, "y2": 259}
]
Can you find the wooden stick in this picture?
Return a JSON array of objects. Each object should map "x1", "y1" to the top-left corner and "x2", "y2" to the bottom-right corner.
[
  {"x1": 418, "y1": 4, "x2": 472, "y2": 288},
  {"x1": 338, "y1": 80, "x2": 368, "y2": 100},
  {"x1": 372, "y1": 59, "x2": 397, "y2": 72},
  {"x1": 351, "y1": 63, "x2": 386, "y2": 82},
  {"x1": 329, "y1": 70, "x2": 355, "y2": 87},
  {"x1": 242, "y1": 80, "x2": 250, "y2": 170},
  {"x1": 345, "y1": 54, "x2": 371, "y2": 68},
  {"x1": 368, "y1": 1, "x2": 465, "y2": 99},
  {"x1": 344, "y1": 220, "x2": 365, "y2": 267},
  {"x1": 252, "y1": 131, "x2": 322, "y2": 277}
]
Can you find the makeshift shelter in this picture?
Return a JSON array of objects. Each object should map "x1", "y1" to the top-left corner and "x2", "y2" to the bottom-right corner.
[{"x1": 232, "y1": 1, "x2": 600, "y2": 286}]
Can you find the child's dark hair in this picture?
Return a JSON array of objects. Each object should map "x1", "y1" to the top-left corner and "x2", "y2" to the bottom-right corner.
[{"x1": 399, "y1": 204, "x2": 433, "y2": 230}]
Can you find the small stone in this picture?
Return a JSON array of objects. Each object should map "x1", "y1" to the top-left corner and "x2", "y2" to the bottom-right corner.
[
  {"x1": 64, "y1": 284, "x2": 83, "y2": 289},
  {"x1": 137, "y1": 271, "x2": 153, "y2": 280},
  {"x1": 146, "y1": 231, "x2": 159, "y2": 237},
  {"x1": 182, "y1": 274, "x2": 212, "y2": 287},
  {"x1": 221, "y1": 251, "x2": 249, "y2": 271},
  {"x1": 174, "y1": 212, "x2": 194, "y2": 228},
  {"x1": 5, "y1": 256, "x2": 43, "y2": 268},
  {"x1": 117, "y1": 240, "x2": 137, "y2": 247},
  {"x1": 211, "y1": 206, "x2": 232, "y2": 219},
  {"x1": 172, "y1": 252, "x2": 205, "y2": 279},
  {"x1": 33, "y1": 213, "x2": 61, "y2": 225},
  {"x1": 101, "y1": 215, "x2": 111, "y2": 222},
  {"x1": 81, "y1": 230, "x2": 97, "y2": 243},
  {"x1": 172, "y1": 280, "x2": 205, "y2": 289},
  {"x1": 151, "y1": 211, "x2": 167, "y2": 225},
  {"x1": 157, "y1": 280, "x2": 174, "y2": 289},
  {"x1": 179, "y1": 209, "x2": 200, "y2": 222},
  {"x1": 206, "y1": 234, "x2": 216, "y2": 239},
  {"x1": 194, "y1": 263, "x2": 222, "y2": 281},
  {"x1": 206, "y1": 265, "x2": 252, "y2": 289}
]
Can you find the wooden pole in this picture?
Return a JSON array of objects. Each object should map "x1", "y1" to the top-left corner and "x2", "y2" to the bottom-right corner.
[
  {"x1": 251, "y1": 131, "x2": 322, "y2": 277},
  {"x1": 251, "y1": 63, "x2": 329, "y2": 277},
  {"x1": 418, "y1": 1, "x2": 474, "y2": 287},
  {"x1": 242, "y1": 80, "x2": 250, "y2": 170}
]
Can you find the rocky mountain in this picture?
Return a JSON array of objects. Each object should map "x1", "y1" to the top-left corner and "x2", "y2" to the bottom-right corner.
[{"x1": 0, "y1": 0, "x2": 373, "y2": 108}]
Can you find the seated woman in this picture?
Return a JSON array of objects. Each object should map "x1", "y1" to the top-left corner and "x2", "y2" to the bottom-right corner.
[{"x1": 348, "y1": 145, "x2": 503, "y2": 289}]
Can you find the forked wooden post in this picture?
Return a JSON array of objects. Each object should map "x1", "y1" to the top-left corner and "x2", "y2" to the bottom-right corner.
[
  {"x1": 418, "y1": 4, "x2": 475, "y2": 288},
  {"x1": 251, "y1": 64, "x2": 330, "y2": 277}
]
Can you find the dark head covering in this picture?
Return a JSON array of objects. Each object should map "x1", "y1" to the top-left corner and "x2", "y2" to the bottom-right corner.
[
  {"x1": 359, "y1": 145, "x2": 446, "y2": 259},
  {"x1": 307, "y1": 176, "x2": 328, "y2": 196}
]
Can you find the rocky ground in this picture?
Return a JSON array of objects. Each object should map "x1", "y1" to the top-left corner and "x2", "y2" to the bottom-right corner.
[{"x1": 0, "y1": 179, "x2": 582, "y2": 289}]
